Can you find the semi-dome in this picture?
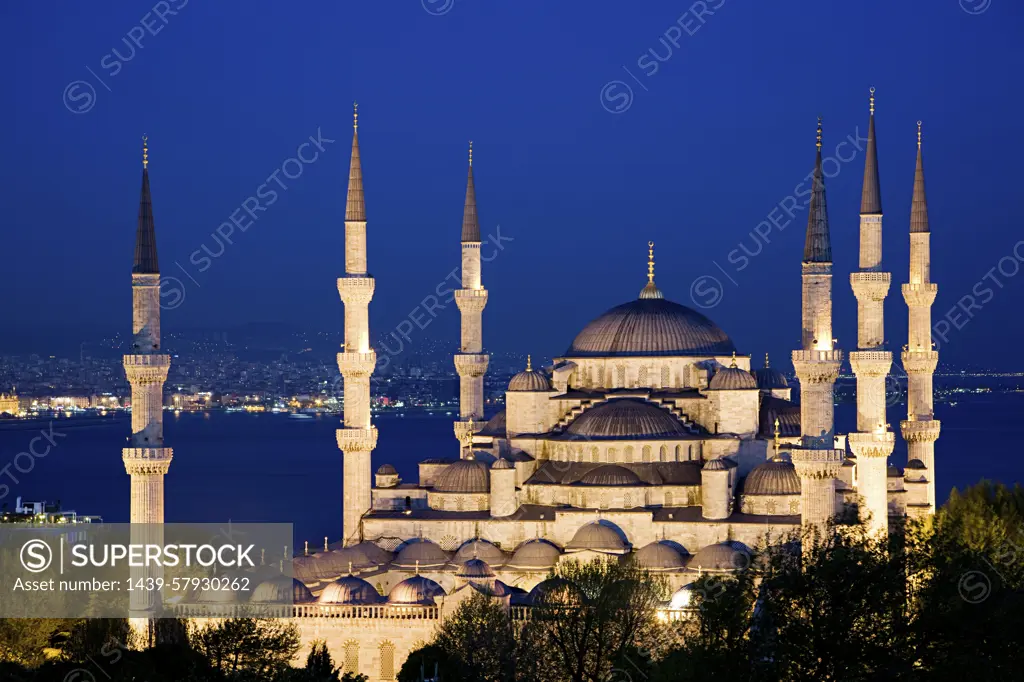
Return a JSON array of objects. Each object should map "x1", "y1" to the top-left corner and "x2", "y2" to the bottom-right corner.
[
  {"x1": 508, "y1": 358, "x2": 552, "y2": 392},
  {"x1": 578, "y1": 464, "x2": 642, "y2": 486},
  {"x1": 492, "y1": 457, "x2": 514, "y2": 470},
  {"x1": 743, "y1": 459, "x2": 800, "y2": 495},
  {"x1": 452, "y1": 539, "x2": 508, "y2": 567},
  {"x1": 689, "y1": 541, "x2": 751, "y2": 572},
  {"x1": 456, "y1": 558, "x2": 496, "y2": 579},
  {"x1": 702, "y1": 458, "x2": 730, "y2": 471},
  {"x1": 528, "y1": 577, "x2": 581, "y2": 605},
  {"x1": 708, "y1": 365, "x2": 758, "y2": 390},
  {"x1": 635, "y1": 541, "x2": 687, "y2": 570},
  {"x1": 565, "y1": 399, "x2": 689, "y2": 440},
  {"x1": 251, "y1": 575, "x2": 315, "y2": 604},
  {"x1": 388, "y1": 575, "x2": 446, "y2": 605},
  {"x1": 566, "y1": 522, "x2": 629, "y2": 552},
  {"x1": 317, "y1": 575, "x2": 381, "y2": 605},
  {"x1": 565, "y1": 297, "x2": 736, "y2": 358},
  {"x1": 507, "y1": 539, "x2": 562, "y2": 570},
  {"x1": 393, "y1": 540, "x2": 450, "y2": 569},
  {"x1": 433, "y1": 458, "x2": 490, "y2": 494}
]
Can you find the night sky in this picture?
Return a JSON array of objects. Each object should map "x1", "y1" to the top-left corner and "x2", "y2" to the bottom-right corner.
[{"x1": 3, "y1": 0, "x2": 1022, "y2": 367}]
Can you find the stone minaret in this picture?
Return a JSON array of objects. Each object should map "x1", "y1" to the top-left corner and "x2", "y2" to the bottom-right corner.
[
  {"x1": 848, "y1": 89, "x2": 895, "y2": 535},
  {"x1": 791, "y1": 119, "x2": 844, "y2": 533},
  {"x1": 123, "y1": 136, "x2": 171, "y2": 627},
  {"x1": 900, "y1": 122, "x2": 940, "y2": 515},
  {"x1": 336, "y1": 104, "x2": 377, "y2": 546},
  {"x1": 453, "y1": 142, "x2": 489, "y2": 448}
]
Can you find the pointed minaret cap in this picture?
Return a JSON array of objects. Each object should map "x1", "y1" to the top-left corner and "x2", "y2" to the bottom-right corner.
[
  {"x1": 461, "y1": 141, "x2": 480, "y2": 242},
  {"x1": 803, "y1": 117, "x2": 832, "y2": 263},
  {"x1": 638, "y1": 241, "x2": 664, "y2": 299},
  {"x1": 345, "y1": 102, "x2": 366, "y2": 222},
  {"x1": 910, "y1": 121, "x2": 929, "y2": 234},
  {"x1": 860, "y1": 87, "x2": 882, "y2": 215},
  {"x1": 133, "y1": 134, "x2": 160, "y2": 274}
]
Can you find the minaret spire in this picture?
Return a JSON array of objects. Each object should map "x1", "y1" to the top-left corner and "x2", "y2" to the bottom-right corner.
[
  {"x1": 123, "y1": 136, "x2": 173, "y2": 633},
  {"x1": 901, "y1": 120, "x2": 941, "y2": 516},
  {"x1": 454, "y1": 141, "x2": 489, "y2": 446},
  {"x1": 803, "y1": 117, "x2": 832, "y2": 264},
  {"x1": 848, "y1": 87, "x2": 895, "y2": 537},
  {"x1": 337, "y1": 103, "x2": 378, "y2": 546}
]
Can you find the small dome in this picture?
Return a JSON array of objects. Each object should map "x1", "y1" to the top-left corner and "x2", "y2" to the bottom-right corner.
[
  {"x1": 566, "y1": 298, "x2": 736, "y2": 358},
  {"x1": 394, "y1": 539, "x2": 449, "y2": 569},
  {"x1": 566, "y1": 522, "x2": 629, "y2": 552},
  {"x1": 478, "y1": 410, "x2": 507, "y2": 437},
  {"x1": 579, "y1": 464, "x2": 642, "y2": 486},
  {"x1": 709, "y1": 365, "x2": 758, "y2": 390},
  {"x1": 317, "y1": 575, "x2": 381, "y2": 605},
  {"x1": 507, "y1": 539, "x2": 562, "y2": 570},
  {"x1": 689, "y1": 541, "x2": 751, "y2": 572},
  {"x1": 508, "y1": 367, "x2": 551, "y2": 392},
  {"x1": 491, "y1": 457, "x2": 514, "y2": 470},
  {"x1": 888, "y1": 465, "x2": 903, "y2": 478},
  {"x1": 635, "y1": 541, "x2": 686, "y2": 570},
  {"x1": 376, "y1": 463, "x2": 397, "y2": 475},
  {"x1": 906, "y1": 459, "x2": 927, "y2": 470},
  {"x1": 456, "y1": 558, "x2": 495, "y2": 579},
  {"x1": 251, "y1": 576, "x2": 314, "y2": 604},
  {"x1": 753, "y1": 366, "x2": 789, "y2": 390},
  {"x1": 528, "y1": 577, "x2": 581, "y2": 605},
  {"x1": 702, "y1": 458, "x2": 730, "y2": 472},
  {"x1": 388, "y1": 575, "x2": 446, "y2": 605},
  {"x1": 565, "y1": 399, "x2": 689, "y2": 440},
  {"x1": 452, "y1": 539, "x2": 508, "y2": 567},
  {"x1": 669, "y1": 584, "x2": 695, "y2": 609},
  {"x1": 433, "y1": 459, "x2": 490, "y2": 494},
  {"x1": 743, "y1": 460, "x2": 800, "y2": 495}
]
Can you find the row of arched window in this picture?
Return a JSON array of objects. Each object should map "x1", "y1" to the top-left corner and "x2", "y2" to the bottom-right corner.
[
  {"x1": 576, "y1": 364, "x2": 677, "y2": 389},
  {"x1": 343, "y1": 640, "x2": 396, "y2": 680}
]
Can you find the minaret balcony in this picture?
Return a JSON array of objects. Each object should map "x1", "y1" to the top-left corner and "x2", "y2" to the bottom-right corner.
[
  {"x1": 789, "y1": 447, "x2": 844, "y2": 478},
  {"x1": 850, "y1": 272, "x2": 891, "y2": 301},
  {"x1": 337, "y1": 351, "x2": 377, "y2": 377},
  {"x1": 455, "y1": 288, "x2": 488, "y2": 313},
  {"x1": 336, "y1": 276, "x2": 375, "y2": 305},
  {"x1": 123, "y1": 354, "x2": 171, "y2": 383},
  {"x1": 454, "y1": 353, "x2": 489, "y2": 377},
  {"x1": 900, "y1": 350, "x2": 939, "y2": 374},
  {"x1": 131, "y1": 273, "x2": 161, "y2": 287},
  {"x1": 123, "y1": 447, "x2": 173, "y2": 475},
  {"x1": 849, "y1": 351, "x2": 892, "y2": 377},
  {"x1": 848, "y1": 431, "x2": 895, "y2": 459},
  {"x1": 900, "y1": 418, "x2": 941, "y2": 443},
  {"x1": 902, "y1": 283, "x2": 938, "y2": 307},
  {"x1": 791, "y1": 350, "x2": 842, "y2": 383},
  {"x1": 336, "y1": 426, "x2": 378, "y2": 453}
]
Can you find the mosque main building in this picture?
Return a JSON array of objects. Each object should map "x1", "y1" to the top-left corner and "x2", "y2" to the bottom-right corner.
[{"x1": 136, "y1": 94, "x2": 940, "y2": 679}]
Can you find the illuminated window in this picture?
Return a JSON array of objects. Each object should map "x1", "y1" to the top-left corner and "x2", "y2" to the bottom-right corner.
[
  {"x1": 638, "y1": 366, "x2": 648, "y2": 386},
  {"x1": 344, "y1": 641, "x2": 359, "y2": 675},
  {"x1": 642, "y1": 446, "x2": 651, "y2": 462},
  {"x1": 380, "y1": 641, "x2": 396, "y2": 680}
]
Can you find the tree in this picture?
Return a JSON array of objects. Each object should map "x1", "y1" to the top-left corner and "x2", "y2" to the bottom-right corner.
[
  {"x1": 398, "y1": 643, "x2": 461, "y2": 682},
  {"x1": 434, "y1": 592, "x2": 518, "y2": 681},
  {"x1": 191, "y1": 617, "x2": 300, "y2": 679},
  {"x1": 522, "y1": 558, "x2": 668, "y2": 682}
]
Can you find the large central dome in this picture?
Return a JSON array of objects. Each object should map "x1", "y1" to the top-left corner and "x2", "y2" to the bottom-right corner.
[{"x1": 565, "y1": 297, "x2": 735, "y2": 357}]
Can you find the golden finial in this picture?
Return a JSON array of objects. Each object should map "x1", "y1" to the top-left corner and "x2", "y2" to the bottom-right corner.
[
  {"x1": 917, "y1": 120, "x2": 922, "y2": 149},
  {"x1": 647, "y1": 241, "x2": 656, "y2": 284},
  {"x1": 469, "y1": 140, "x2": 473, "y2": 167},
  {"x1": 142, "y1": 134, "x2": 149, "y2": 169},
  {"x1": 869, "y1": 86, "x2": 876, "y2": 116},
  {"x1": 773, "y1": 417, "x2": 780, "y2": 454},
  {"x1": 348, "y1": 561, "x2": 353, "y2": 575},
  {"x1": 526, "y1": 354, "x2": 532, "y2": 372},
  {"x1": 764, "y1": 352, "x2": 770, "y2": 368},
  {"x1": 324, "y1": 536, "x2": 329, "y2": 551},
  {"x1": 730, "y1": 351, "x2": 737, "y2": 369},
  {"x1": 353, "y1": 102, "x2": 358, "y2": 131},
  {"x1": 303, "y1": 540, "x2": 309, "y2": 556},
  {"x1": 415, "y1": 559, "x2": 420, "y2": 575},
  {"x1": 816, "y1": 117, "x2": 822, "y2": 150}
]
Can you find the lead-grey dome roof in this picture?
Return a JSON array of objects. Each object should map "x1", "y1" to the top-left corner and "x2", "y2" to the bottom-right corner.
[
  {"x1": 566, "y1": 522, "x2": 629, "y2": 552},
  {"x1": 318, "y1": 575, "x2": 381, "y2": 605},
  {"x1": 565, "y1": 298, "x2": 736, "y2": 357},
  {"x1": 507, "y1": 539, "x2": 562, "y2": 570},
  {"x1": 753, "y1": 366, "x2": 789, "y2": 390},
  {"x1": 689, "y1": 541, "x2": 751, "y2": 572},
  {"x1": 635, "y1": 541, "x2": 687, "y2": 570},
  {"x1": 452, "y1": 539, "x2": 508, "y2": 567},
  {"x1": 251, "y1": 576, "x2": 315, "y2": 604},
  {"x1": 743, "y1": 460, "x2": 800, "y2": 495},
  {"x1": 708, "y1": 365, "x2": 758, "y2": 390},
  {"x1": 565, "y1": 399, "x2": 689, "y2": 440},
  {"x1": 456, "y1": 558, "x2": 496, "y2": 578},
  {"x1": 393, "y1": 540, "x2": 450, "y2": 569},
  {"x1": 388, "y1": 575, "x2": 446, "y2": 605},
  {"x1": 578, "y1": 464, "x2": 642, "y2": 486},
  {"x1": 509, "y1": 369, "x2": 552, "y2": 392},
  {"x1": 433, "y1": 459, "x2": 490, "y2": 494}
]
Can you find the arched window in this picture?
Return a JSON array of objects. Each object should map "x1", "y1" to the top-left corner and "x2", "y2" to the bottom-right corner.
[
  {"x1": 624, "y1": 493, "x2": 632, "y2": 508},
  {"x1": 665, "y1": 491, "x2": 674, "y2": 507},
  {"x1": 659, "y1": 445, "x2": 667, "y2": 461},
  {"x1": 687, "y1": 445, "x2": 693, "y2": 461},
  {"x1": 624, "y1": 446, "x2": 634, "y2": 462},
  {"x1": 675, "y1": 445, "x2": 682, "y2": 461},
  {"x1": 661, "y1": 366, "x2": 670, "y2": 388},
  {"x1": 580, "y1": 493, "x2": 588, "y2": 508},
  {"x1": 609, "y1": 447, "x2": 619, "y2": 463},
  {"x1": 596, "y1": 367, "x2": 605, "y2": 387},
  {"x1": 638, "y1": 366, "x2": 649, "y2": 386},
  {"x1": 344, "y1": 641, "x2": 359, "y2": 675},
  {"x1": 642, "y1": 445, "x2": 651, "y2": 462},
  {"x1": 591, "y1": 447, "x2": 599, "y2": 463},
  {"x1": 456, "y1": 497, "x2": 464, "y2": 511},
  {"x1": 380, "y1": 641, "x2": 396, "y2": 680},
  {"x1": 601, "y1": 493, "x2": 610, "y2": 510},
  {"x1": 616, "y1": 365, "x2": 626, "y2": 387}
]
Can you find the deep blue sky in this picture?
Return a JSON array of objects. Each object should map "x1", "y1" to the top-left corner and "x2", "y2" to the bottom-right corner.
[{"x1": 3, "y1": 0, "x2": 1022, "y2": 367}]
